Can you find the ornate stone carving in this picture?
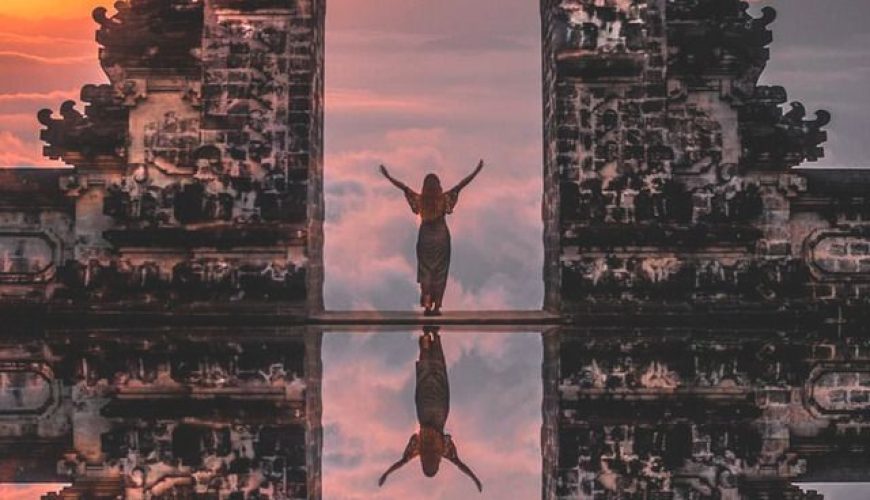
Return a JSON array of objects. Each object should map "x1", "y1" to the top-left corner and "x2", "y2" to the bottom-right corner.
[
  {"x1": 553, "y1": 333, "x2": 870, "y2": 498},
  {"x1": 542, "y1": 0, "x2": 841, "y2": 310},
  {"x1": 93, "y1": 0, "x2": 204, "y2": 78},
  {"x1": 0, "y1": 334, "x2": 318, "y2": 499},
  {"x1": 24, "y1": 0, "x2": 324, "y2": 308},
  {"x1": 738, "y1": 86, "x2": 831, "y2": 170},
  {"x1": 37, "y1": 86, "x2": 128, "y2": 167}
]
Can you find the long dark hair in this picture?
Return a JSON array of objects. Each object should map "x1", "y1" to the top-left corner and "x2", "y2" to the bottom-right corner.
[{"x1": 421, "y1": 173, "x2": 443, "y2": 219}]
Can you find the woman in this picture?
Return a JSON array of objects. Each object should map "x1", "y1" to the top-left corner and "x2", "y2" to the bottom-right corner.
[
  {"x1": 379, "y1": 161, "x2": 484, "y2": 315},
  {"x1": 378, "y1": 327, "x2": 482, "y2": 492}
]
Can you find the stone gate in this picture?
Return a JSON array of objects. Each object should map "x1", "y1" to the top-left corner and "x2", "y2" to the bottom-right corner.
[{"x1": 0, "y1": 0, "x2": 868, "y2": 499}]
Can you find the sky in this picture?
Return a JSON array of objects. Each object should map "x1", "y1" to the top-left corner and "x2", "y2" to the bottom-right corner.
[
  {"x1": 322, "y1": 0, "x2": 544, "y2": 311},
  {"x1": 0, "y1": 2, "x2": 869, "y2": 499},
  {"x1": 322, "y1": 331, "x2": 542, "y2": 500}
]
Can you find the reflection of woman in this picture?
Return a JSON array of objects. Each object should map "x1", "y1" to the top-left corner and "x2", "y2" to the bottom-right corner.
[
  {"x1": 378, "y1": 327, "x2": 482, "y2": 491},
  {"x1": 379, "y1": 161, "x2": 484, "y2": 315}
]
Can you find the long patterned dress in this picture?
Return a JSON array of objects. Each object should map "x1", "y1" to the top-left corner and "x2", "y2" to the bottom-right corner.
[
  {"x1": 377, "y1": 329, "x2": 482, "y2": 491},
  {"x1": 404, "y1": 189, "x2": 460, "y2": 309},
  {"x1": 415, "y1": 331, "x2": 449, "y2": 431}
]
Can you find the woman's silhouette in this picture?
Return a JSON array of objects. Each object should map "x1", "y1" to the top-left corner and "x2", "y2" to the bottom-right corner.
[
  {"x1": 379, "y1": 161, "x2": 484, "y2": 315},
  {"x1": 378, "y1": 326, "x2": 482, "y2": 491}
]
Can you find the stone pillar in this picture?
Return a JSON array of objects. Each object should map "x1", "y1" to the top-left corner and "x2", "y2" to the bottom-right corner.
[
  {"x1": 201, "y1": 1, "x2": 325, "y2": 313},
  {"x1": 541, "y1": 0, "x2": 563, "y2": 313},
  {"x1": 305, "y1": 328, "x2": 323, "y2": 500},
  {"x1": 541, "y1": 327, "x2": 561, "y2": 499}
]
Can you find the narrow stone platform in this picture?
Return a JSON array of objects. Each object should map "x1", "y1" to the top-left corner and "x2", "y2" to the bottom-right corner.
[{"x1": 310, "y1": 310, "x2": 563, "y2": 330}]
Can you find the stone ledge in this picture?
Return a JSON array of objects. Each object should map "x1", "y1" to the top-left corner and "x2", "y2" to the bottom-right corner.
[{"x1": 310, "y1": 310, "x2": 563, "y2": 328}]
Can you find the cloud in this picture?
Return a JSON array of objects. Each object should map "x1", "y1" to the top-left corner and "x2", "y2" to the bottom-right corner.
[
  {"x1": 0, "y1": 89, "x2": 79, "y2": 103},
  {"x1": 321, "y1": 331, "x2": 542, "y2": 500},
  {"x1": 327, "y1": 89, "x2": 442, "y2": 115},
  {"x1": 0, "y1": 89, "x2": 80, "y2": 117},
  {"x1": 0, "y1": 31, "x2": 95, "y2": 62},
  {"x1": 0, "y1": 13, "x2": 103, "y2": 96},
  {"x1": 796, "y1": 484, "x2": 869, "y2": 500},
  {"x1": 0, "y1": 31, "x2": 93, "y2": 46},
  {"x1": 322, "y1": 0, "x2": 544, "y2": 312},
  {"x1": 0, "y1": 130, "x2": 53, "y2": 166},
  {"x1": 0, "y1": 54, "x2": 103, "y2": 94},
  {"x1": 328, "y1": 29, "x2": 534, "y2": 54},
  {"x1": 418, "y1": 34, "x2": 535, "y2": 52},
  {"x1": 323, "y1": 126, "x2": 543, "y2": 311},
  {"x1": 0, "y1": 52, "x2": 92, "y2": 65},
  {"x1": 326, "y1": 0, "x2": 540, "y2": 39}
]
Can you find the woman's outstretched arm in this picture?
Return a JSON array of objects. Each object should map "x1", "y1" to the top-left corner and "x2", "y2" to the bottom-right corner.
[
  {"x1": 379, "y1": 165, "x2": 413, "y2": 193},
  {"x1": 449, "y1": 160, "x2": 484, "y2": 194},
  {"x1": 378, "y1": 434, "x2": 419, "y2": 487},
  {"x1": 443, "y1": 436, "x2": 483, "y2": 492}
]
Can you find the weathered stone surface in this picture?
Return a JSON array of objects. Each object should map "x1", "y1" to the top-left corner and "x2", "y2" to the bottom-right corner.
[
  {"x1": 540, "y1": 2, "x2": 870, "y2": 498},
  {"x1": 2, "y1": 4, "x2": 325, "y2": 493},
  {"x1": 540, "y1": 0, "x2": 863, "y2": 313},
  {"x1": 0, "y1": 329, "x2": 321, "y2": 499},
  {"x1": 545, "y1": 327, "x2": 870, "y2": 499},
  {"x1": 7, "y1": 0, "x2": 325, "y2": 311}
]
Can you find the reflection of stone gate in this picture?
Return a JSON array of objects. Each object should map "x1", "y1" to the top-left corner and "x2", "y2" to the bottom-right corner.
[
  {"x1": 0, "y1": 0, "x2": 869, "y2": 499},
  {"x1": 0, "y1": 328, "x2": 323, "y2": 499}
]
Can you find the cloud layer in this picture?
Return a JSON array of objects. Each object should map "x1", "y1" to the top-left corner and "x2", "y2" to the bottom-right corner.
[
  {"x1": 322, "y1": 1, "x2": 545, "y2": 310},
  {"x1": 322, "y1": 331, "x2": 543, "y2": 500}
]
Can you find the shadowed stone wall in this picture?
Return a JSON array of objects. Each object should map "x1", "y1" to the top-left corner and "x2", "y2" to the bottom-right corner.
[
  {"x1": 547, "y1": 327, "x2": 869, "y2": 499},
  {"x1": 540, "y1": 0, "x2": 863, "y2": 313},
  {"x1": 0, "y1": 328, "x2": 321, "y2": 499},
  {"x1": 2, "y1": 0, "x2": 325, "y2": 313}
]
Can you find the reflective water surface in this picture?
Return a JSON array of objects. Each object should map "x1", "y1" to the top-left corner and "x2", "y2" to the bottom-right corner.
[
  {"x1": 2, "y1": 329, "x2": 870, "y2": 499},
  {"x1": 322, "y1": 330, "x2": 541, "y2": 499}
]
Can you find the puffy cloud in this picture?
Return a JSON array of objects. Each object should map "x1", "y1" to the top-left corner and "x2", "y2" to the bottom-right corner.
[
  {"x1": 323, "y1": 125, "x2": 543, "y2": 311},
  {"x1": 322, "y1": 331, "x2": 542, "y2": 500},
  {"x1": 0, "y1": 12, "x2": 102, "y2": 169},
  {"x1": 0, "y1": 130, "x2": 57, "y2": 166},
  {"x1": 323, "y1": 0, "x2": 544, "y2": 311}
]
